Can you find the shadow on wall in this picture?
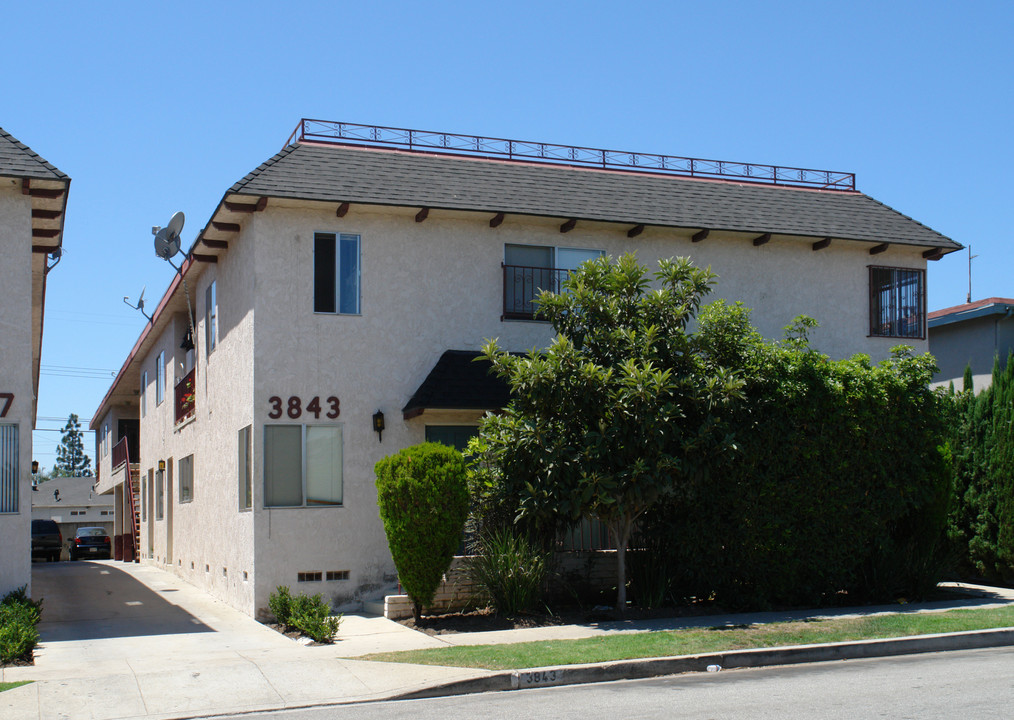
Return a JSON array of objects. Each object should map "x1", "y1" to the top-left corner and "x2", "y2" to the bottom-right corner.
[{"x1": 31, "y1": 561, "x2": 213, "y2": 642}]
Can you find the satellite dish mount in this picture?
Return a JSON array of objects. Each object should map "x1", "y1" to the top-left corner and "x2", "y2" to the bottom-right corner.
[{"x1": 150, "y1": 210, "x2": 199, "y2": 357}]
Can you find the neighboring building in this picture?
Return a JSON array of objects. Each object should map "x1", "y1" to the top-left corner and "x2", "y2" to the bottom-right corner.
[
  {"x1": 31, "y1": 476, "x2": 114, "y2": 559},
  {"x1": 91, "y1": 119, "x2": 961, "y2": 618},
  {"x1": 0, "y1": 128, "x2": 69, "y2": 597},
  {"x1": 929, "y1": 297, "x2": 1014, "y2": 393}
]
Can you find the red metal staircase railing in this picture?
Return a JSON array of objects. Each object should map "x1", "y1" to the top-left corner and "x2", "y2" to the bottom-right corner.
[{"x1": 111, "y1": 437, "x2": 140, "y2": 563}]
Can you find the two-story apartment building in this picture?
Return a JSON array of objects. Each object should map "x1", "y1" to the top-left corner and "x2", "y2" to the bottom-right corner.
[
  {"x1": 92, "y1": 120, "x2": 960, "y2": 618},
  {"x1": 1, "y1": 128, "x2": 69, "y2": 597}
]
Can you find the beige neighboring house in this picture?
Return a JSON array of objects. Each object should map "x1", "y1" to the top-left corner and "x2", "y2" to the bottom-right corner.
[
  {"x1": 91, "y1": 119, "x2": 961, "y2": 619},
  {"x1": 32, "y1": 476, "x2": 113, "y2": 559},
  {"x1": 929, "y1": 297, "x2": 1014, "y2": 393},
  {"x1": 0, "y1": 128, "x2": 69, "y2": 597}
]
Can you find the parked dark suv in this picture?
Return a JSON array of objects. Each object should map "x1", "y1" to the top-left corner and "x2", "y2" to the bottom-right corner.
[{"x1": 31, "y1": 519, "x2": 62, "y2": 562}]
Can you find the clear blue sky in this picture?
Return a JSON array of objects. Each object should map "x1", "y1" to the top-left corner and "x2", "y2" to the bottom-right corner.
[{"x1": 5, "y1": 1, "x2": 1011, "y2": 468}]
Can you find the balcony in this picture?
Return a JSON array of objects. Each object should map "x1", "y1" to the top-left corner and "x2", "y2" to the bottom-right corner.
[
  {"x1": 174, "y1": 368, "x2": 196, "y2": 424},
  {"x1": 502, "y1": 264, "x2": 569, "y2": 320}
]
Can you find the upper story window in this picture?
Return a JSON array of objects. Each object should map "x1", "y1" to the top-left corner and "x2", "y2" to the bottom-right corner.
[
  {"x1": 314, "y1": 233, "x2": 360, "y2": 314},
  {"x1": 869, "y1": 266, "x2": 925, "y2": 339},
  {"x1": 140, "y1": 371, "x2": 148, "y2": 418},
  {"x1": 503, "y1": 244, "x2": 603, "y2": 320},
  {"x1": 205, "y1": 282, "x2": 218, "y2": 354},
  {"x1": 156, "y1": 351, "x2": 165, "y2": 406}
]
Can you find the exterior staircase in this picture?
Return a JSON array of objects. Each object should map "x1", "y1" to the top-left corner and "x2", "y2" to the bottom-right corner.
[
  {"x1": 111, "y1": 437, "x2": 141, "y2": 563},
  {"x1": 126, "y1": 464, "x2": 140, "y2": 562}
]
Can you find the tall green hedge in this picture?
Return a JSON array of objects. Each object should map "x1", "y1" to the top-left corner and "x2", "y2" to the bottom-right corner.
[
  {"x1": 947, "y1": 353, "x2": 1014, "y2": 582},
  {"x1": 631, "y1": 303, "x2": 951, "y2": 609},
  {"x1": 375, "y1": 443, "x2": 469, "y2": 620}
]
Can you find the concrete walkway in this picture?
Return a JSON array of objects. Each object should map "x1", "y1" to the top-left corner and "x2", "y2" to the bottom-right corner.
[{"x1": 2, "y1": 560, "x2": 1014, "y2": 720}]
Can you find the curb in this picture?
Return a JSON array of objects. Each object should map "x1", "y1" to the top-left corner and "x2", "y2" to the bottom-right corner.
[{"x1": 394, "y1": 627, "x2": 1014, "y2": 700}]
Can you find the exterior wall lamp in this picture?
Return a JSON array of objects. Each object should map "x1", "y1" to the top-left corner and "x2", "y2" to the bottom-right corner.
[
  {"x1": 158, "y1": 459, "x2": 166, "y2": 472},
  {"x1": 372, "y1": 410, "x2": 385, "y2": 442}
]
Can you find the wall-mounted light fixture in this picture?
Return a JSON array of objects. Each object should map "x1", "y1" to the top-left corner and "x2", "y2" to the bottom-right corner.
[
  {"x1": 31, "y1": 460, "x2": 39, "y2": 474},
  {"x1": 372, "y1": 410, "x2": 385, "y2": 442},
  {"x1": 158, "y1": 459, "x2": 166, "y2": 472}
]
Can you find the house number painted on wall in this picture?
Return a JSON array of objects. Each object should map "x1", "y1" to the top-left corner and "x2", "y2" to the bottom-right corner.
[
  {"x1": 0, "y1": 393, "x2": 13, "y2": 418},
  {"x1": 267, "y1": 396, "x2": 340, "y2": 420}
]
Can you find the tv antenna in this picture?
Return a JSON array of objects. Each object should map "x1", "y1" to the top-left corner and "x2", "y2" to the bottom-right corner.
[
  {"x1": 152, "y1": 211, "x2": 198, "y2": 358},
  {"x1": 123, "y1": 286, "x2": 153, "y2": 323},
  {"x1": 967, "y1": 244, "x2": 978, "y2": 304}
]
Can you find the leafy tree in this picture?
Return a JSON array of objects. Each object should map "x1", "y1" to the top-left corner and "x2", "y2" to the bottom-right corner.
[
  {"x1": 53, "y1": 414, "x2": 92, "y2": 477},
  {"x1": 375, "y1": 443, "x2": 469, "y2": 620},
  {"x1": 475, "y1": 254, "x2": 744, "y2": 612}
]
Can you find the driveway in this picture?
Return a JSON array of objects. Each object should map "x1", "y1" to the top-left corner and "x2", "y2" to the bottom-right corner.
[{"x1": 1, "y1": 560, "x2": 483, "y2": 720}]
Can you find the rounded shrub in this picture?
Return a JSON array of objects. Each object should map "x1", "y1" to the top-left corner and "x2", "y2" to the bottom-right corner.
[{"x1": 375, "y1": 442, "x2": 469, "y2": 620}]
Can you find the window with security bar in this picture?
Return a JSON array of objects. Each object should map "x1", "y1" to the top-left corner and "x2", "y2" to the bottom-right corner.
[
  {"x1": 0, "y1": 424, "x2": 18, "y2": 513},
  {"x1": 503, "y1": 244, "x2": 603, "y2": 320},
  {"x1": 869, "y1": 266, "x2": 925, "y2": 339}
]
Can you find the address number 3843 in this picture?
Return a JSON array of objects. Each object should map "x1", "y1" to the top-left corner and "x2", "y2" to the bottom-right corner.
[{"x1": 267, "y1": 395, "x2": 339, "y2": 420}]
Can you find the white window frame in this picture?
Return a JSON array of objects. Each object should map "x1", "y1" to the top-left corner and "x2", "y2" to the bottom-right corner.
[
  {"x1": 238, "y1": 425, "x2": 252, "y2": 511},
  {"x1": 156, "y1": 468, "x2": 165, "y2": 520},
  {"x1": 156, "y1": 351, "x2": 165, "y2": 406},
  {"x1": 179, "y1": 454, "x2": 194, "y2": 503},
  {"x1": 263, "y1": 424, "x2": 343, "y2": 508},
  {"x1": 205, "y1": 281, "x2": 218, "y2": 355},
  {"x1": 313, "y1": 232, "x2": 361, "y2": 315}
]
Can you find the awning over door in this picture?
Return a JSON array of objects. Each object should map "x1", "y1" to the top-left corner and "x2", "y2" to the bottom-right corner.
[{"x1": 402, "y1": 350, "x2": 510, "y2": 420}]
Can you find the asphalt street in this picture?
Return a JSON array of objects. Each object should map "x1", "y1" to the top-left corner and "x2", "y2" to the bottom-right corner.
[{"x1": 219, "y1": 646, "x2": 1014, "y2": 720}]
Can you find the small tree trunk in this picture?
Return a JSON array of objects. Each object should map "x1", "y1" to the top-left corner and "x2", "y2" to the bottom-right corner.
[
  {"x1": 610, "y1": 516, "x2": 633, "y2": 615},
  {"x1": 413, "y1": 600, "x2": 422, "y2": 622}
]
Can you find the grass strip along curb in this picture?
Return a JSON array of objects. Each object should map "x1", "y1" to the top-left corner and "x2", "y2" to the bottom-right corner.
[
  {"x1": 364, "y1": 605, "x2": 1014, "y2": 671},
  {"x1": 393, "y1": 627, "x2": 1014, "y2": 701}
]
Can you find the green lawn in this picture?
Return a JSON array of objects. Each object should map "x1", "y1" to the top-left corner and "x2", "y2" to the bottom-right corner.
[
  {"x1": 0, "y1": 681, "x2": 32, "y2": 693},
  {"x1": 360, "y1": 605, "x2": 1014, "y2": 670}
]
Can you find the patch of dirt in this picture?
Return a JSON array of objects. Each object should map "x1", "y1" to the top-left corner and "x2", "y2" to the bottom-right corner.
[
  {"x1": 397, "y1": 602, "x2": 732, "y2": 636},
  {"x1": 264, "y1": 623, "x2": 333, "y2": 646},
  {"x1": 394, "y1": 586, "x2": 984, "y2": 637},
  {"x1": 0, "y1": 654, "x2": 34, "y2": 668}
]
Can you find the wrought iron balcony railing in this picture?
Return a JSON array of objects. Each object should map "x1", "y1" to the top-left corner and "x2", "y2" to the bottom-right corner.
[
  {"x1": 288, "y1": 119, "x2": 856, "y2": 191},
  {"x1": 503, "y1": 264, "x2": 570, "y2": 320},
  {"x1": 174, "y1": 368, "x2": 196, "y2": 425}
]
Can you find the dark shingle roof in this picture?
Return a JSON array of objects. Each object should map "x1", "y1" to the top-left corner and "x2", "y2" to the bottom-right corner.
[
  {"x1": 0, "y1": 128, "x2": 69, "y2": 181},
  {"x1": 229, "y1": 142, "x2": 957, "y2": 250},
  {"x1": 403, "y1": 350, "x2": 509, "y2": 414}
]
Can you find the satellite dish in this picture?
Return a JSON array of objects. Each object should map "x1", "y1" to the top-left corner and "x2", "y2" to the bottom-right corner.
[
  {"x1": 154, "y1": 228, "x2": 180, "y2": 259},
  {"x1": 167, "y1": 211, "x2": 185, "y2": 238},
  {"x1": 154, "y1": 211, "x2": 185, "y2": 260}
]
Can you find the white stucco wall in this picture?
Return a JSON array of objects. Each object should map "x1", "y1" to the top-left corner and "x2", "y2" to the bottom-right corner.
[
  {"x1": 129, "y1": 225, "x2": 257, "y2": 613},
  {"x1": 242, "y1": 202, "x2": 928, "y2": 616},
  {"x1": 0, "y1": 184, "x2": 35, "y2": 597},
  {"x1": 114, "y1": 196, "x2": 931, "y2": 619}
]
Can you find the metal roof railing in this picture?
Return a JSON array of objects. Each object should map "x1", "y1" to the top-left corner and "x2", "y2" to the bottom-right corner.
[{"x1": 286, "y1": 118, "x2": 856, "y2": 191}]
